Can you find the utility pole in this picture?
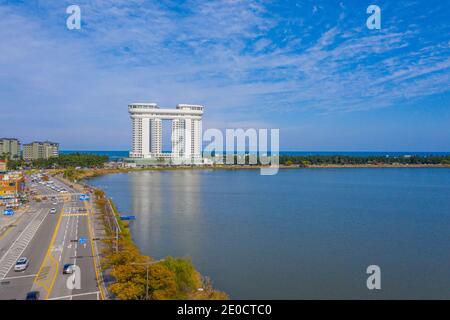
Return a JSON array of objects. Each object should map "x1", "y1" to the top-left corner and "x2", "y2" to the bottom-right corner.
[
  {"x1": 115, "y1": 226, "x2": 118, "y2": 253},
  {"x1": 131, "y1": 259, "x2": 165, "y2": 300}
]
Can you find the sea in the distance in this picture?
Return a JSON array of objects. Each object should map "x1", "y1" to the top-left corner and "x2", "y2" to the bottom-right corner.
[{"x1": 87, "y1": 167, "x2": 450, "y2": 299}]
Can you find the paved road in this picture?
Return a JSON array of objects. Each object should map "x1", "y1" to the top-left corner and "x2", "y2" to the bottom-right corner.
[{"x1": 0, "y1": 176, "x2": 104, "y2": 300}]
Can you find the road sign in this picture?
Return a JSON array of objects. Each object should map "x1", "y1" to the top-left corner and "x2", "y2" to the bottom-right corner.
[
  {"x1": 79, "y1": 194, "x2": 90, "y2": 201},
  {"x1": 120, "y1": 215, "x2": 136, "y2": 221},
  {"x1": 3, "y1": 209, "x2": 14, "y2": 216},
  {"x1": 79, "y1": 237, "x2": 87, "y2": 245}
]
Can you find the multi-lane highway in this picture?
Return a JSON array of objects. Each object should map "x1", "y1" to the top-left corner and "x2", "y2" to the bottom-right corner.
[{"x1": 0, "y1": 175, "x2": 105, "y2": 300}]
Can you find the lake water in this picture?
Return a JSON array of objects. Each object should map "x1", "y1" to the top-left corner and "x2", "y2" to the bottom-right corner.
[{"x1": 87, "y1": 168, "x2": 450, "y2": 299}]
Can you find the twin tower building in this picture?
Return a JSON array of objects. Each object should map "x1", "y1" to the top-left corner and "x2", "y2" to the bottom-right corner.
[{"x1": 128, "y1": 103, "x2": 204, "y2": 164}]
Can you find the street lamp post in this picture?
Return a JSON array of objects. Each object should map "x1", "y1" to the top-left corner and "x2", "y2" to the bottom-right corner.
[
  {"x1": 131, "y1": 259, "x2": 165, "y2": 300},
  {"x1": 100, "y1": 216, "x2": 119, "y2": 253}
]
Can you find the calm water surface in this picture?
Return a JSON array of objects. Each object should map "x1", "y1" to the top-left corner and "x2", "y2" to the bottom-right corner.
[{"x1": 87, "y1": 168, "x2": 450, "y2": 299}]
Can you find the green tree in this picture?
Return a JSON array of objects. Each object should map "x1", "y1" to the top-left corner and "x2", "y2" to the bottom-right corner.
[
  {"x1": 163, "y1": 257, "x2": 197, "y2": 296},
  {"x1": 63, "y1": 167, "x2": 77, "y2": 181}
]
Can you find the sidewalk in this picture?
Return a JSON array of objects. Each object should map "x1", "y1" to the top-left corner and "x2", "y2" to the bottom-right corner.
[{"x1": 90, "y1": 198, "x2": 115, "y2": 299}]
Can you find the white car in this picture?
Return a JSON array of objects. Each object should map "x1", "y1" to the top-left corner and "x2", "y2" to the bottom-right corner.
[
  {"x1": 63, "y1": 264, "x2": 76, "y2": 274},
  {"x1": 14, "y1": 257, "x2": 29, "y2": 272},
  {"x1": 49, "y1": 208, "x2": 57, "y2": 214}
]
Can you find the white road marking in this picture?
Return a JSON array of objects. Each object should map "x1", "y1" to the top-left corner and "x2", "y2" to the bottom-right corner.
[
  {"x1": 47, "y1": 291, "x2": 100, "y2": 300},
  {"x1": 0, "y1": 207, "x2": 48, "y2": 280},
  {"x1": 59, "y1": 216, "x2": 71, "y2": 262},
  {"x1": 74, "y1": 216, "x2": 79, "y2": 265},
  {"x1": 3, "y1": 273, "x2": 37, "y2": 280}
]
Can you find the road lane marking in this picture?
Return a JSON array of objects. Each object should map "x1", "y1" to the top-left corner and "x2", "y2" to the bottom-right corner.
[
  {"x1": 0, "y1": 210, "x2": 28, "y2": 241},
  {"x1": 59, "y1": 216, "x2": 71, "y2": 262},
  {"x1": 85, "y1": 201, "x2": 105, "y2": 300},
  {"x1": 33, "y1": 207, "x2": 65, "y2": 298},
  {"x1": 74, "y1": 216, "x2": 78, "y2": 267},
  {"x1": 0, "y1": 208, "x2": 48, "y2": 280},
  {"x1": 47, "y1": 290, "x2": 100, "y2": 300},
  {"x1": 46, "y1": 254, "x2": 59, "y2": 298},
  {"x1": 0, "y1": 226, "x2": 14, "y2": 242},
  {"x1": 3, "y1": 273, "x2": 37, "y2": 280}
]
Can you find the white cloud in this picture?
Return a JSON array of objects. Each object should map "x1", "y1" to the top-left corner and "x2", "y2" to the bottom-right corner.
[{"x1": 0, "y1": 0, "x2": 449, "y2": 148}]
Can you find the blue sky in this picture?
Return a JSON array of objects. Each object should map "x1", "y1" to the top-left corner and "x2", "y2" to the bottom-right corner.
[{"x1": 0, "y1": 0, "x2": 449, "y2": 151}]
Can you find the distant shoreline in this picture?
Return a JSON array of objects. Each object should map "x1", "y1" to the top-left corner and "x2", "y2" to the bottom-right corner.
[{"x1": 71, "y1": 163, "x2": 450, "y2": 181}]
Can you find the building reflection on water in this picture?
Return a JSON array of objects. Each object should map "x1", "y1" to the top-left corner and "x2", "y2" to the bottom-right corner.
[{"x1": 129, "y1": 170, "x2": 202, "y2": 259}]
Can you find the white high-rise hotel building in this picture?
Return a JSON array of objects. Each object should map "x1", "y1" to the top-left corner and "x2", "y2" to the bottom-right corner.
[{"x1": 128, "y1": 103, "x2": 203, "y2": 163}]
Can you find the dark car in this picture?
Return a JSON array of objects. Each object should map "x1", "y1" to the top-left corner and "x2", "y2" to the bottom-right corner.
[{"x1": 25, "y1": 291, "x2": 40, "y2": 300}]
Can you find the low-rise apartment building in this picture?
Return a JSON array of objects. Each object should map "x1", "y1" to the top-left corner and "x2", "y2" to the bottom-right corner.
[
  {"x1": 23, "y1": 141, "x2": 59, "y2": 160},
  {"x1": 0, "y1": 138, "x2": 21, "y2": 160}
]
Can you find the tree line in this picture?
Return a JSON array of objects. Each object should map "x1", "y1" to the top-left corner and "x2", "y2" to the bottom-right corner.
[
  {"x1": 279, "y1": 155, "x2": 450, "y2": 166},
  {"x1": 209, "y1": 154, "x2": 450, "y2": 166},
  {"x1": 7, "y1": 153, "x2": 109, "y2": 170}
]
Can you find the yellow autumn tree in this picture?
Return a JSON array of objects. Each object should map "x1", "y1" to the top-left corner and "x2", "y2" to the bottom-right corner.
[{"x1": 147, "y1": 263, "x2": 178, "y2": 300}]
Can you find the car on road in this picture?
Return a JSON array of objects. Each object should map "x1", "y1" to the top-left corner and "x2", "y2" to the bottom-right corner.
[
  {"x1": 49, "y1": 208, "x2": 57, "y2": 214},
  {"x1": 63, "y1": 264, "x2": 75, "y2": 274},
  {"x1": 14, "y1": 257, "x2": 29, "y2": 271},
  {"x1": 25, "y1": 291, "x2": 40, "y2": 300}
]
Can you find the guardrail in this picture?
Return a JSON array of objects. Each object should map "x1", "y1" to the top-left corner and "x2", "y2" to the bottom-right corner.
[{"x1": 106, "y1": 198, "x2": 121, "y2": 233}]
